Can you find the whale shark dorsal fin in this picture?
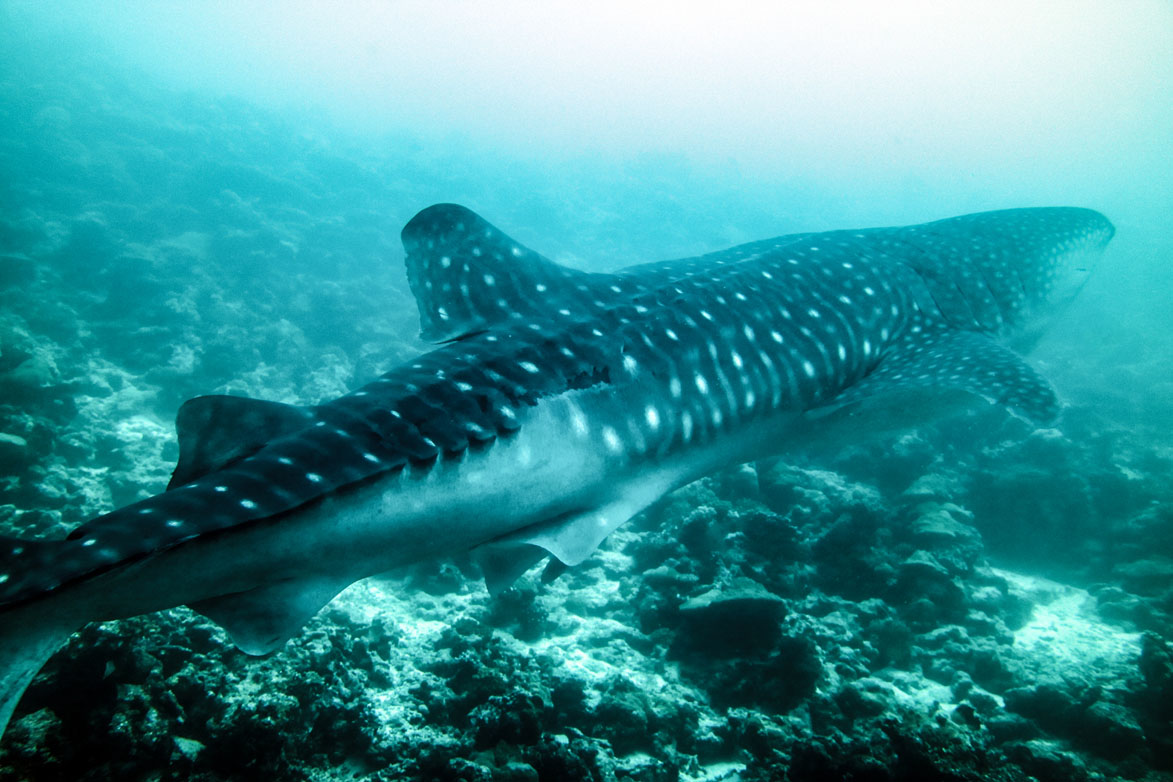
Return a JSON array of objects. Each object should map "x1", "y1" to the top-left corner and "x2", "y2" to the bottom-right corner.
[
  {"x1": 402, "y1": 204, "x2": 635, "y2": 342},
  {"x1": 168, "y1": 395, "x2": 315, "y2": 489}
]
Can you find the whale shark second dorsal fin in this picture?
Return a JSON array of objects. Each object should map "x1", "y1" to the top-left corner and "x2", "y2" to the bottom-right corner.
[
  {"x1": 168, "y1": 395, "x2": 315, "y2": 489},
  {"x1": 187, "y1": 574, "x2": 353, "y2": 655},
  {"x1": 402, "y1": 204, "x2": 642, "y2": 341}
]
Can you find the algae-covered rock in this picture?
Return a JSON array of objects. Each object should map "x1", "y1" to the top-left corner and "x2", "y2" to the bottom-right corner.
[
  {"x1": 1112, "y1": 557, "x2": 1173, "y2": 596},
  {"x1": 891, "y1": 550, "x2": 967, "y2": 627},
  {"x1": 0, "y1": 433, "x2": 31, "y2": 474},
  {"x1": 676, "y1": 577, "x2": 787, "y2": 656},
  {"x1": 0, "y1": 254, "x2": 36, "y2": 287},
  {"x1": 1005, "y1": 740, "x2": 1090, "y2": 782},
  {"x1": 906, "y1": 501, "x2": 984, "y2": 575}
]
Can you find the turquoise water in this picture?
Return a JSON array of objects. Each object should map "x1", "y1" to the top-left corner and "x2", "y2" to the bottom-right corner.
[{"x1": 1, "y1": 3, "x2": 1171, "y2": 780}]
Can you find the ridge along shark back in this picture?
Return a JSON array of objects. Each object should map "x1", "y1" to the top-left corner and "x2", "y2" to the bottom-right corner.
[{"x1": 0, "y1": 203, "x2": 1114, "y2": 741}]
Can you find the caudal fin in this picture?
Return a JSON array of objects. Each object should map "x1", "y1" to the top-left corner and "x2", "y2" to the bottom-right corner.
[
  {"x1": 0, "y1": 603, "x2": 76, "y2": 743},
  {"x1": 0, "y1": 534, "x2": 81, "y2": 743}
]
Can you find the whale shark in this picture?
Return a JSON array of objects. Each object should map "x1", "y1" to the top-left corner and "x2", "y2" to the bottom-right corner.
[{"x1": 0, "y1": 203, "x2": 1114, "y2": 740}]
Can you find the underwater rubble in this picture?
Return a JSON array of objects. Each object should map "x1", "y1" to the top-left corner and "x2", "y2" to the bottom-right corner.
[{"x1": 2, "y1": 30, "x2": 1172, "y2": 782}]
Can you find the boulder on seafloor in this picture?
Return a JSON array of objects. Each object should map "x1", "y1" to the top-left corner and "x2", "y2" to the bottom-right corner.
[
  {"x1": 905, "y1": 501, "x2": 984, "y2": 575},
  {"x1": 1005, "y1": 739, "x2": 1090, "y2": 782},
  {"x1": 1004, "y1": 681, "x2": 1147, "y2": 763},
  {"x1": 0, "y1": 433, "x2": 31, "y2": 474},
  {"x1": 1135, "y1": 632, "x2": 1173, "y2": 768},
  {"x1": 0, "y1": 254, "x2": 36, "y2": 287},
  {"x1": 667, "y1": 578, "x2": 822, "y2": 712},
  {"x1": 890, "y1": 550, "x2": 967, "y2": 627},
  {"x1": 674, "y1": 577, "x2": 787, "y2": 657}
]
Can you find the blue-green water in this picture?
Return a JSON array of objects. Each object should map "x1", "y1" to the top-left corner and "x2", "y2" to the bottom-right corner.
[{"x1": 0, "y1": 3, "x2": 1171, "y2": 780}]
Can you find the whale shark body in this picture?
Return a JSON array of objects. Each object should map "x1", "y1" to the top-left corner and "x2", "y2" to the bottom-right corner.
[{"x1": 0, "y1": 203, "x2": 1114, "y2": 739}]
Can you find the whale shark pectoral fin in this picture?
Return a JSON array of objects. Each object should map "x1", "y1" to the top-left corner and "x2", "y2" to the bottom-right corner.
[
  {"x1": 169, "y1": 395, "x2": 316, "y2": 489},
  {"x1": 187, "y1": 576, "x2": 351, "y2": 655},
  {"x1": 472, "y1": 544, "x2": 577, "y2": 596},
  {"x1": 831, "y1": 327, "x2": 1060, "y2": 426},
  {"x1": 472, "y1": 474, "x2": 679, "y2": 594},
  {"x1": 470, "y1": 505, "x2": 625, "y2": 596}
]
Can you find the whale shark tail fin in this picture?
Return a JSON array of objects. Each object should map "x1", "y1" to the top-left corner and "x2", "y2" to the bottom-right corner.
[{"x1": 0, "y1": 601, "x2": 78, "y2": 743}]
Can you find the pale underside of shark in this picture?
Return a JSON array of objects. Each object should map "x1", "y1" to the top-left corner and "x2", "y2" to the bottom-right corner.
[{"x1": 0, "y1": 203, "x2": 1114, "y2": 740}]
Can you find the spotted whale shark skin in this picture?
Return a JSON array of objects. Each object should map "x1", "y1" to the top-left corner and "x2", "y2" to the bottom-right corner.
[{"x1": 0, "y1": 203, "x2": 1114, "y2": 740}]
